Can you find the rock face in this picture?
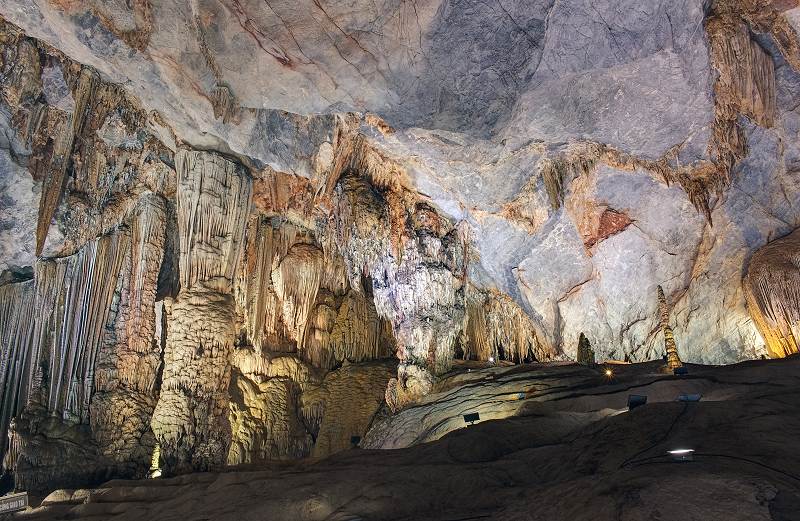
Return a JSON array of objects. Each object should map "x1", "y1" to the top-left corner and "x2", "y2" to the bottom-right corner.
[
  {"x1": 745, "y1": 228, "x2": 800, "y2": 357},
  {"x1": 1, "y1": 0, "x2": 800, "y2": 496}
]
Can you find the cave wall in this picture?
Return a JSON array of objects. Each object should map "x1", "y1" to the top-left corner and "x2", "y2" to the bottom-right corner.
[
  {"x1": 1, "y1": 0, "x2": 800, "y2": 495},
  {"x1": 0, "y1": 20, "x2": 413, "y2": 490}
]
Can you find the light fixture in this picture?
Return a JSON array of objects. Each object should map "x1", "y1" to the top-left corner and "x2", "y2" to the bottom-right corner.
[
  {"x1": 488, "y1": 356, "x2": 495, "y2": 364},
  {"x1": 667, "y1": 448, "x2": 695, "y2": 462},
  {"x1": 463, "y1": 412, "x2": 480, "y2": 425},
  {"x1": 604, "y1": 368, "x2": 613, "y2": 378},
  {"x1": 627, "y1": 394, "x2": 647, "y2": 410}
]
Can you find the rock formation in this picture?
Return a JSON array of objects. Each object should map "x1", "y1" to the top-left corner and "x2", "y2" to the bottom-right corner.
[
  {"x1": 744, "y1": 228, "x2": 800, "y2": 358},
  {"x1": 576, "y1": 333, "x2": 595, "y2": 367},
  {"x1": 150, "y1": 149, "x2": 252, "y2": 474},
  {"x1": 1, "y1": 0, "x2": 800, "y2": 497},
  {"x1": 657, "y1": 285, "x2": 683, "y2": 370}
]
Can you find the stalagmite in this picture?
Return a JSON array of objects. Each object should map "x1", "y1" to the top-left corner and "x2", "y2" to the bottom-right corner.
[
  {"x1": 576, "y1": 333, "x2": 595, "y2": 366},
  {"x1": 151, "y1": 149, "x2": 251, "y2": 474},
  {"x1": 308, "y1": 361, "x2": 395, "y2": 458},
  {"x1": 657, "y1": 286, "x2": 683, "y2": 370},
  {"x1": 744, "y1": 229, "x2": 800, "y2": 358},
  {"x1": 227, "y1": 352, "x2": 320, "y2": 465},
  {"x1": 226, "y1": 368, "x2": 314, "y2": 465}
]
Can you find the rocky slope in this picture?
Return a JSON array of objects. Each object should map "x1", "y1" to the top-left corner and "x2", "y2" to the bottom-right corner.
[
  {"x1": 15, "y1": 357, "x2": 800, "y2": 521},
  {"x1": 1, "y1": 0, "x2": 800, "y2": 498}
]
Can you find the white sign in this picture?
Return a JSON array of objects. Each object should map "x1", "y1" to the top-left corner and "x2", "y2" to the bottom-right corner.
[{"x1": 0, "y1": 492, "x2": 28, "y2": 514}]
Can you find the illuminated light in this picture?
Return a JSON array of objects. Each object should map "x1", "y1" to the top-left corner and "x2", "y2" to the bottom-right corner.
[
  {"x1": 150, "y1": 469, "x2": 162, "y2": 478},
  {"x1": 668, "y1": 448, "x2": 695, "y2": 461},
  {"x1": 604, "y1": 369, "x2": 613, "y2": 377},
  {"x1": 488, "y1": 356, "x2": 495, "y2": 364}
]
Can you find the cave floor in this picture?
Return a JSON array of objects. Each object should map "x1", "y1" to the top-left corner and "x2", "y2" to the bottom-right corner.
[{"x1": 14, "y1": 357, "x2": 800, "y2": 521}]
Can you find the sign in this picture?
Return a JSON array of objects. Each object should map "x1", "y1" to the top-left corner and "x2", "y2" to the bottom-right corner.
[{"x1": 0, "y1": 492, "x2": 28, "y2": 514}]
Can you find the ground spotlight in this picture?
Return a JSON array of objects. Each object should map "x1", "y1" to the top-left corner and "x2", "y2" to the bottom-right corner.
[
  {"x1": 463, "y1": 412, "x2": 480, "y2": 425},
  {"x1": 627, "y1": 394, "x2": 647, "y2": 410},
  {"x1": 668, "y1": 449, "x2": 695, "y2": 462}
]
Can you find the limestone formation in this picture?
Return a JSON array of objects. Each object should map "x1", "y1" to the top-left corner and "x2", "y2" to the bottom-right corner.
[
  {"x1": 150, "y1": 149, "x2": 251, "y2": 474},
  {"x1": 576, "y1": 333, "x2": 595, "y2": 367},
  {"x1": 658, "y1": 286, "x2": 683, "y2": 370},
  {"x1": 91, "y1": 194, "x2": 166, "y2": 474},
  {"x1": 744, "y1": 228, "x2": 800, "y2": 358},
  {"x1": 1, "y1": 0, "x2": 800, "y2": 499}
]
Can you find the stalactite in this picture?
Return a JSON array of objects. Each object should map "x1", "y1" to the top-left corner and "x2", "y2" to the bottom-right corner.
[
  {"x1": 251, "y1": 169, "x2": 317, "y2": 226},
  {"x1": 94, "y1": 194, "x2": 167, "y2": 392},
  {"x1": 744, "y1": 229, "x2": 800, "y2": 358},
  {"x1": 329, "y1": 172, "x2": 393, "y2": 291},
  {"x1": 32, "y1": 108, "x2": 73, "y2": 256},
  {"x1": 462, "y1": 288, "x2": 551, "y2": 363},
  {"x1": 210, "y1": 84, "x2": 238, "y2": 124},
  {"x1": 152, "y1": 149, "x2": 251, "y2": 474},
  {"x1": 24, "y1": 232, "x2": 131, "y2": 423},
  {"x1": 0, "y1": 227, "x2": 131, "y2": 491},
  {"x1": 175, "y1": 149, "x2": 252, "y2": 293},
  {"x1": 706, "y1": 16, "x2": 776, "y2": 184},
  {"x1": 657, "y1": 285, "x2": 683, "y2": 370},
  {"x1": 712, "y1": 0, "x2": 800, "y2": 72},
  {"x1": 304, "y1": 288, "x2": 394, "y2": 369},
  {"x1": 0, "y1": 280, "x2": 35, "y2": 465},
  {"x1": 90, "y1": 194, "x2": 166, "y2": 472},
  {"x1": 327, "y1": 171, "x2": 470, "y2": 410},
  {"x1": 540, "y1": 153, "x2": 597, "y2": 211},
  {"x1": 2, "y1": 37, "x2": 42, "y2": 108},
  {"x1": 272, "y1": 243, "x2": 323, "y2": 347},
  {"x1": 237, "y1": 216, "x2": 302, "y2": 352}
]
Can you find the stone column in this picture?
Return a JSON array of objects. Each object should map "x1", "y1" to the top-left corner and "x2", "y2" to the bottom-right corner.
[{"x1": 151, "y1": 150, "x2": 251, "y2": 474}]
